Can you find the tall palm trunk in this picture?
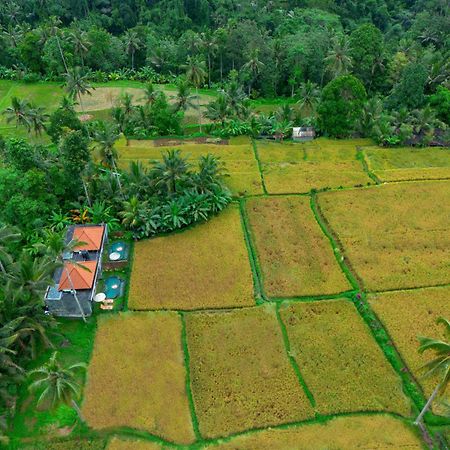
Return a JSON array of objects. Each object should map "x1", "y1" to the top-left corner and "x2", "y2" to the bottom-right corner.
[
  {"x1": 208, "y1": 52, "x2": 211, "y2": 88},
  {"x1": 131, "y1": 50, "x2": 135, "y2": 70},
  {"x1": 197, "y1": 87, "x2": 202, "y2": 133},
  {"x1": 78, "y1": 91, "x2": 84, "y2": 113},
  {"x1": 111, "y1": 158, "x2": 124, "y2": 199},
  {"x1": 71, "y1": 399, "x2": 84, "y2": 421},
  {"x1": 220, "y1": 52, "x2": 223, "y2": 83},
  {"x1": 415, "y1": 383, "x2": 440, "y2": 425},
  {"x1": 56, "y1": 36, "x2": 68, "y2": 73}
]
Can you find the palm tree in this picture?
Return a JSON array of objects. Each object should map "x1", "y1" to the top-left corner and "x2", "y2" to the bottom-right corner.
[
  {"x1": 0, "y1": 225, "x2": 20, "y2": 275},
  {"x1": 123, "y1": 30, "x2": 141, "y2": 70},
  {"x1": 64, "y1": 67, "x2": 94, "y2": 112},
  {"x1": 223, "y1": 80, "x2": 248, "y2": 118},
  {"x1": 198, "y1": 32, "x2": 218, "y2": 88},
  {"x1": 118, "y1": 92, "x2": 134, "y2": 120},
  {"x1": 173, "y1": 78, "x2": 198, "y2": 112},
  {"x1": 324, "y1": 35, "x2": 353, "y2": 79},
  {"x1": 205, "y1": 92, "x2": 229, "y2": 126},
  {"x1": 151, "y1": 149, "x2": 190, "y2": 195},
  {"x1": 142, "y1": 83, "x2": 158, "y2": 105},
  {"x1": 415, "y1": 317, "x2": 450, "y2": 425},
  {"x1": 297, "y1": 81, "x2": 321, "y2": 115},
  {"x1": 28, "y1": 352, "x2": 86, "y2": 419},
  {"x1": 28, "y1": 105, "x2": 49, "y2": 136},
  {"x1": 46, "y1": 16, "x2": 69, "y2": 73},
  {"x1": 3, "y1": 97, "x2": 32, "y2": 130},
  {"x1": 69, "y1": 28, "x2": 91, "y2": 68},
  {"x1": 91, "y1": 122, "x2": 123, "y2": 196},
  {"x1": 242, "y1": 48, "x2": 265, "y2": 96},
  {"x1": 120, "y1": 196, "x2": 148, "y2": 232},
  {"x1": 183, "y1": 56, "x2": 207, "y2": 131}
]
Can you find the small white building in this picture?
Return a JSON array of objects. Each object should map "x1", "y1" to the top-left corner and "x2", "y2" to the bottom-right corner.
[{"x1": 293, "y1": 127, "x2": 315, "y2": 142}]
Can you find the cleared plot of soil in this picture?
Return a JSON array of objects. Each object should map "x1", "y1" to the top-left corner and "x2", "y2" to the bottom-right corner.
[
  {"x1": 107, "y1": 437, "x2": 162, "y2": 450},
  {"x1": 280, "y1": 299, "x2": 411, "y2": 416},
  {"x1": 369, "y1": 286, "x2": 450, "y2": 414},
  {"x1": 364, "y1": 146, "x2": 450, "y2": 182},
  {"x1": 318, "y1": 181, "x2": 450, "y2": 291},
  {"x1": 257, "y1": 139, "x2": 371, "y2": 193},
  {"x1": 82, "y1": 313, "x2": 195, "y2": 444},
  {"x1": 185, "y1": 305, "x2": 314, "y2": 438},
  {"x1": 117, "y1": 141, "x2": 263, "y2": 195},
  {"x1": 203, "y1": 414, "x2": 422, "y2": 449},
  {"x1": 128, "y1": 206, "x2": 254, "y2": 310},
  {"x1": 246, "y1": 196, "x2": 350, "y2": 297}
]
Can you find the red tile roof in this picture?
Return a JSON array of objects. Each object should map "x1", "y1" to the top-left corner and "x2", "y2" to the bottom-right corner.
[
  {"x1": 72, "y1": 226, "x2": 105, "y2": 251},
  {"x1": 59, "y1": 260, "x2": 98, "y2": 291}
]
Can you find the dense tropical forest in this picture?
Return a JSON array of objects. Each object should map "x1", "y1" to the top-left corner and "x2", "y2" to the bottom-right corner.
[{"x1": 0, "y1": 0, "x2": 449, "y2": 448}]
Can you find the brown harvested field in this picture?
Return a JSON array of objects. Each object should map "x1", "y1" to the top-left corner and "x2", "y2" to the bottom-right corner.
[
  {"x1": 246, "y1": 196, "x2": 350, "y2": 297},
  {"x1": 257, "y1": 139, "x2": 372, "y2": 194},
  {"x1": 116, "y1": 141, "x2": 263, "y2": 195},
  {"x1": 363, "y1": 146, "x2": 450, "y2": 182},
  {"x1": 369, "y1": 286, "x2": 450, "y2": 414},
  {"x1": 82, "y1": 313, "x2": 195, "y2": 444},
  {"x1": 203, "y1": 415, "x2": 422, "y2": 450},
  {"x1": 279, "y1": 299, "x2": 411, "y2": 416},
  {"x1": 185, "y1": 305, "x2": 314, "y2": 438},
  {"x1": 107, "y1": 437, "x2": 162, "y2": 450},
  {"x1": 318, "y1": 181, "x2": 450, "y2": 291},
  {"x1": 128, "y1": 206, "x2": 254, "y2": 310}
]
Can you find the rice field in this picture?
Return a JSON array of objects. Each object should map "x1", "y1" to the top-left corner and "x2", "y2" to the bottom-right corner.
[
  {"x1": 117, "y1": 140, "x2": 263, "y2": 195},
  {"x1": 128, "y1": 206, "x2": 254, "y2": 310},
  {"x1": 107, "y1": 437, "x2": 162, "y2": 450},
  {"x1": 245, "y1": 196, "x2": 350, "y2": 297},
  {"x1": 279, "y1": 299, "x2": 411, "y2": 416},
  {"x1": 185, "y1": 305, "x2": 314, "y2": 438},
  {"x1": 203, "y1": 415, "x2": 423, "y2": 449},
  {"x1": 82, "y1": 313, "x2": 195, "y2": 444},
  {"x1": 318, "y1": 181, "x2": 450, "y2": 291},
  {"x1": 363, "y1": 146, "x2": 450, "y2": 182},
  {"x1": 257, "y1": 139, "x2": 372, "y2": 194},
  {"x1": 369, "y1": 286, "x2": 450, "y2": 413}
]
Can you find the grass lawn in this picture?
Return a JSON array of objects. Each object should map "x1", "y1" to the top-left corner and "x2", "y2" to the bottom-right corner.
[
  {"x1": 116, "y1": 140, "x2": 263, "y2": 196},
  {"x1": 128, "y1": 206, "x2": 254, "y2": 310},
  {"x1": 363, "y1": 146, "x2": 450, "y2": 182},
  {"x1": 369, "y1": 286, "x2": 450, "y2": 414},
  {"x1": 318, "y1": 181, "x2": 450, "y2": 291},
  {"x1": 82, "y1": 312, "x2": 195, "y2": 444},
  {"x1": 257, "y1": 139, "x2": 372, "y2": 194},
  {"x1": 203, "y1": 414, "x2": 423, "y2": 449},
  {"x1": 185, "y1": 304, "x2": 314, "y2": 438},
  {"x1": 245, "y1": 196, "x2": 350, "y2": 297},
  {"x1": 279, "y1": 299, "x2": 411, "y2": 416}
]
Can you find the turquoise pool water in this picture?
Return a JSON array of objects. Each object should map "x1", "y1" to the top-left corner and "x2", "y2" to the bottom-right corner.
[
  {"x1": 109, "y1": 241, "x2": 129, "y2": 261},
  {"x1": 104, "y1": 276, "x2": 124, "y2": 299}
]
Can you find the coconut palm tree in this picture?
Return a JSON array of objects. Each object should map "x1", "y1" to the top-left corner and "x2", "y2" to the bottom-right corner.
[
  {"x1": 28, "y1": 352, "x2": 86, "y2": 419},
  {"x1": 28, "y1": 104, "x2": 49, "y2": 136},
  {"x1": 415, "y1": 317, "x2": 450, "y2": 425},
  {"x1": 69, "y1": 28, "x2": 91, "y2": 68},
  {"x1": 223, "y1": 80, "x2": 248, "y2": 118},
  {"x1": 64, "y1": 66, "x2": 94, "y2": 112},
  {"x1": 151, "y1": 149, "x2": 190, "y2": 195},
  {"x1": 123, "y1": 30, "x2": 142, "y2": 70},
  {"x1": 198, "y1": 32, "x2": 218, "y2": 88},
  {"x1": 324, "y1": 35, "x2": 353, "y2": 79},
  {"x1": 297, "y1": 81, "x2": 321, "y2": 115},
  {"x1": 2, "y1": 97, "x2": 32, "y2": 130},
  {"x1": 173, "y1": 78, "x2": 198, "y2": 112},
  {"x1": 205, "y1": 92, "x2": 229, "y2": 126},
  {"x1": 242, "y1": 48, "x2": 265, "y2": 96},
  {"x1": 91, "y1": 122, "x2": 123, "y2": 196},
  {"x1": 0, "y1": 225, "x2": 20, "y2": 276},
  {"x1": 184, "y1": 56, "x2": 207, "y2": 131},
  {"x1": 46, "y1": 16, "x2": 69, "y2": 73},
  {"x1": 142, "y1": 83, "x2": 158, "y2": 105}
]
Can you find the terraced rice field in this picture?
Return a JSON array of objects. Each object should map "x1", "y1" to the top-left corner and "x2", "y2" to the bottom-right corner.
[
  {"x1": 82, "y1": 313, "x2": 195, "y2": 444},
  {"x1": 245, "y1": 196, "x2": 350, "y2": 297},
  {"x1": 317, "y1": 181, "x2": 450, "y2": 291},
  {"x1": 128, "y1": 206, "x2": 254, "y2": 310},
  {"x1": 369, "y1": 286, "x2": 450, "y2": 413},
  {"x1": 363, "y1": 146, "x2": 450, "y2": 182},
  {"x1": 257, "y1": 138, "x2": 373, "y2": 193},
  {"x1": 185, "y1": 305, "x2": 314, "y2": 438}
]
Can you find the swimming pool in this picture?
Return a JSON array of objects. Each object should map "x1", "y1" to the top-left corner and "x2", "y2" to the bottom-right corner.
[
  {"x1": 104, "y1": 275, "x2": 124, "y2": 299},
  {"x1": 108, "y1": 241, "x2": 129, "y2": 261}
]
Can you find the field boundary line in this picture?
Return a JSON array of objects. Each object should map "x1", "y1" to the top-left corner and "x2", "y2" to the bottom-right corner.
[
  {"x1": 179, "y1": 312, "x2": 202, "y2": 441},
  {"x1": 275, "y1": 302, "x2": 316, "y2": 408},
  {"x1": 368, "y1": 282, "x2": 450, "y2": 295},
  {"x1": 356, "y1": 147, "x2": 382, "y2": 184},
  {"x1": 251, "y1": 138, "x2": 268, "y2": 194},
  {"x1": 269, "y1": 290, "x2": 356, "y2": 303},
  {"x1": 238, "y1": 199, "x2": 267, "y2": 303},
  {"x1": 309, "y1": 193, "x2": 361, "y2": 290}
]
